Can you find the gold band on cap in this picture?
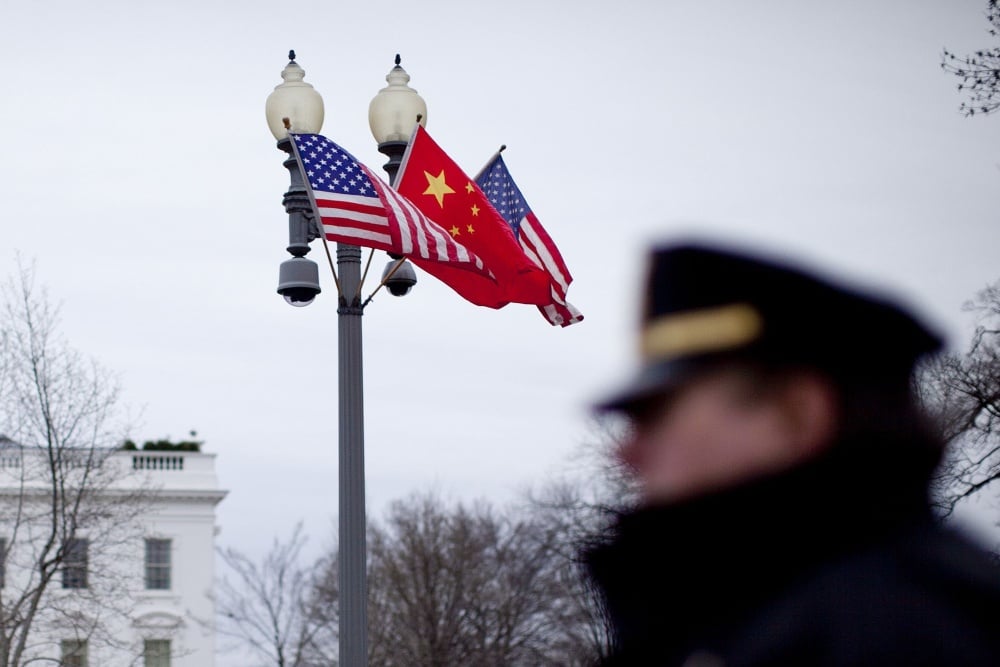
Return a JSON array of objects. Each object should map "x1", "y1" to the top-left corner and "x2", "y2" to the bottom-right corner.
[{"x1": 641, "y1": 303, "x2": 763, "y2": 361}]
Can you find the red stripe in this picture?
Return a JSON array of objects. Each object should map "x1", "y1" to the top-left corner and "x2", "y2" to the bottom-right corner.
[
  {"x1": 323, "y1": 232, "x2": 392, "y2": 251},
  {"x1": 519, "y1": 235, "x2": 565, "y2": 300},
  {"x1": 314, "y1": 197, "x2": 385, "y2": 217},
  {"x1": 320, "y1": 214, "x2": 389, "y2": 236},
  {"x1": 321, "y1": 227, "x2": 392, "y2": 250},
  {"x1": 524, "y1": 213, "x2": 571, "y2": 278},
  {"x1": 396, "y1": 195, "x2": 425, "y2": 257}
]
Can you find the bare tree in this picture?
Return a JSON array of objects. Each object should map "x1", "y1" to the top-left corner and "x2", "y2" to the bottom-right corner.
[
  {"x1": 362, "y1": 494, "x2": 559, "y2": 666},
  {"x1": 942, "y1": 0, "x2": 1000, "y2": 116},
  {"x1": 0, "y1": 262, "x2": 148, "y2": 666},
  {"x1": 298, "y1": 493, "x2": 605, "y2": 666},
  {"x1": 524, "y1": 417, "x2": 637, "y2": 665},
  {"x1": 919, "y1": 279, "x2": 1000, "y2": 516},
  {"x1": 299, "y1": 549, "x2": 337, "y2": 666},
  {"x1": 216, "y1": 522, "x2": 322, "y2": 667},
  {"x1": 238, "y1": 423, "x2": 636, "y2": 666}
]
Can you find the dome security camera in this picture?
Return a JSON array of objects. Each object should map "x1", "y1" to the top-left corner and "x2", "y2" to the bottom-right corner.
[
  {"x1": 277, "y1": 257, "x2": 321, "y2": 307},
  {"x1": 382, "y1": 258, "x2": 417, "y2": 297}
]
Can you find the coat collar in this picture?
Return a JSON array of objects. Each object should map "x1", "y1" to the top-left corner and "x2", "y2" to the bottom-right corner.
[{"x1": 585, "y1": 443, "x2": 932, "y2": 662}]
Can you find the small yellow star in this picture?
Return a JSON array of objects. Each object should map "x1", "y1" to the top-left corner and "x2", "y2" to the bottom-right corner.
[
  {"x1": 423, "y1": 170, "x2": 456, "y2": 208},
  {"x1": 449, "y1": 225, "x2": 461, "y2": 237},
  {"x1": 465, "y1": 181, "x2": 475, "y2": 194},
  {"x1": 467, "y1": 224, "x2": 475, "y2": 234},
  {"x1": 470, "y1": 204, "x2": 480, "y2": 217}
]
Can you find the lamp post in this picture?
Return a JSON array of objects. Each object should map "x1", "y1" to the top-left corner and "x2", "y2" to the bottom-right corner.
[
  {"x1": 266, "y1": 51, "x2": 325, "y2": 308},
  {"x1": 265, "y1": 51, "x2": 425, "y2": 666}
]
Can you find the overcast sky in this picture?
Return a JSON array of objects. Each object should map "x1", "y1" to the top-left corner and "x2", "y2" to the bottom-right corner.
[{"x1": 2, "y1": 0, "x2": 999, "y2": 647}]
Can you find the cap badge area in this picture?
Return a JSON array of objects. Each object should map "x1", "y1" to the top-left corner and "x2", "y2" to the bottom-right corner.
[{"x1": 641, "y1": 303, "x2": 764, "y2": 361}]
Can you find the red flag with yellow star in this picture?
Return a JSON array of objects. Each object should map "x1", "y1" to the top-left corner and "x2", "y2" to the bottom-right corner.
[{"x1": 394, "y1": 126, "x2": 552, "y2": 308}]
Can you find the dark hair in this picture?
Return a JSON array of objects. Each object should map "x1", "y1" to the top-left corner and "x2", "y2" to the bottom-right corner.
[{"x1": 834, "y1": 376, "x2": 944, "y2": 481}]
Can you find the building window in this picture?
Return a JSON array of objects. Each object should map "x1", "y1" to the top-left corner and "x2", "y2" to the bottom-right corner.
[
  {"x1": 145, "y1": 538, "x2": 171, "y2": 590},
  {"x1": 61, "y1": 639, "x2": 88, "y2": 667},
  {"x1": 62, "y1": 538, "x2": 88, "y2": 589},
  {"x1": 143, "y1": 639, "x2": 170, "y2": 667}
]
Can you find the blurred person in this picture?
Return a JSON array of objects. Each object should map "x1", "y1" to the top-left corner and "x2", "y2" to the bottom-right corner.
[{"x1": 586, "y1": 242, "x2": 1000, "y2": 666}]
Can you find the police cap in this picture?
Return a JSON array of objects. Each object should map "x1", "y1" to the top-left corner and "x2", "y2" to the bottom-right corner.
[{"x1": 596, "y1": 241, "x2": 943, "y2": 413}]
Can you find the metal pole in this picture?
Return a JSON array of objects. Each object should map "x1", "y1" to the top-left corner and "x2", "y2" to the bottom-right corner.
[
  {"x1": 338, "y1": 139, "x2": 407, "y2": 667},
  {"x1": 377, "y1": 140, "x2": 408, "y2": 184},
  {"x1": 277, "y1": 138, "x2": 314, "y2": 261},
  {"x1": 276, "y1": 134, "x2": 365, "y2": 663},
  {"x1": 338, "y1": 242, "x2": 366, "y2": 667}
]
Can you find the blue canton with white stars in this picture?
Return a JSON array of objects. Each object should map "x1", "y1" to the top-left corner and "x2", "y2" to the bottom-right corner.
[
  {"x1": 476, "y1": 156, "x2": 528, "y2": 238},
  {"x1": 292, "y1": 134, "x2": 377, "y2": 198}
]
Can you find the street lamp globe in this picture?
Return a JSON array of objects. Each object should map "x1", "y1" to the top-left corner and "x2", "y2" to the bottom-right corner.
[
  {"x1": 368, "y1": 54, "x2": 427, "y2": 146},
  {"x1": 265, "y1": 50, "x2": 325, "y2": 140}
]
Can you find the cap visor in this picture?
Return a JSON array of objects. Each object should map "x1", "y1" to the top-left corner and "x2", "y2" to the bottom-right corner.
[{"x1": 593, "y1": 359, "x2": 702, "y2": 414}]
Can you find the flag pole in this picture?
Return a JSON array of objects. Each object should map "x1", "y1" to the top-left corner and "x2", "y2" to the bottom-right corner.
[
  {"x1": 319, "y1": 234, "x2": 343, "y2": 297},
  {"x1": 472, "y1": 143, "x2": 507, "y2": 182},
  {"x1": 360, "y1": 257, "x2": 406, "y2": 308},
  {"x1": 356, "y1": 248, "x2": 376, "y2": 303}
]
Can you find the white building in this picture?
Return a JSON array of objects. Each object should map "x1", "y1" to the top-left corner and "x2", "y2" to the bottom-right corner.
[{"x1": 0, "y1": 444, "x2": 226, "y2": 666}]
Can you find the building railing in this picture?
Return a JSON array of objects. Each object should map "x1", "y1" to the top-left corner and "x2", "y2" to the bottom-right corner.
[
  {"x1": 0, "y1": 450, "x2": 220, "y2": 493},
  {"x1": 132, "y1": 456, "x2": 185, "y2": 471}
]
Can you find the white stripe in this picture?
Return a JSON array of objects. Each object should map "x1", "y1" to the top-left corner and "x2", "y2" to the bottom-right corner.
[
  {"x1": 520, "y1": 219, "x2": 570, "y2": 293},
  {"x1": 395, "y1": 194, "x2": 428, "y2": 257},
  {"x1": 422, "y1": 214, "x2": 457, "y2": 263},
  {"x1": 323, "y1": 224, "x2": 392, "y2": 246},
  {"x1": 540, "y1": 303, "x2": 563, "y2": 326},
  {"x1": 393, "y1": 191, "x2": 464, "y2": 264},
  {"x1": 316, "y1": 208, "x2": 389, "y2": 228},
  {"x1": 381, "y1": 188, "x2": 416, "y2": 255},
  {"x1": 563, "y1": 301, "x2": 583, "y2": 320},
  {"x1": 314, "y1": 191, "x2": 382, "y2": 208},
  {"x1": 364, "y1": 168, "x2": 412, "y2": 255},
  {"x1": 520, "y1": 234, "x2": 565, "y2": 299},
  {"x1": 369, "y1": 168, "x2": 485, "y2": 272},
  {"x1": 519, "y1": 238, "x2": 544, "y2": 269}
]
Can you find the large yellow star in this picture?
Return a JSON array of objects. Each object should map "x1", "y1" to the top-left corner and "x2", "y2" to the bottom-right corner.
[{"x1": 423, "y1": 170, "x2": 455, "y2": 208}]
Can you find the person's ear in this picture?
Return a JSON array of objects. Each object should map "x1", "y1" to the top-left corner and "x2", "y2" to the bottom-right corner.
[{"x1": 778, "y1": 372, "x2": 839, "y2": 458}]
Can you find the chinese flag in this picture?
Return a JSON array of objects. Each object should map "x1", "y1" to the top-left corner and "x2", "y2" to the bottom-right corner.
[{"x1": 395, "y1": 127, "x2": 552, "y2": 308}]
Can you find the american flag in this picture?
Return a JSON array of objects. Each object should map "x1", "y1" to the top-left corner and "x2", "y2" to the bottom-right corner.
[
  {"x1": 476, "y1": 154, "x2": 583, "y2": 327},
  {"x1": 289, "y1": 134, "x2": 493, "y2": 277}
]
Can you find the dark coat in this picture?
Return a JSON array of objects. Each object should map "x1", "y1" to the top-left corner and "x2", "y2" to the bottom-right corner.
[{"x1": 585, "y1": 447, "x2": 1000, "y2": 666}]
